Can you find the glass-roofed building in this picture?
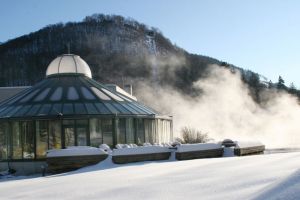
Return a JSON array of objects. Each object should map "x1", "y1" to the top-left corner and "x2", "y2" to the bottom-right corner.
[{"x1": 0, "y1": 54, "x2": 172, "y2": 174}]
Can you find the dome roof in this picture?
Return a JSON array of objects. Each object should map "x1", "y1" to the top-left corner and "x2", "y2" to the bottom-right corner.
[
  {"x1": 46, "y1": 54, "x2": 92, "y2": 78},
  {"x1": 0, "y1": 75, "x2": 159, "y2": 119}
]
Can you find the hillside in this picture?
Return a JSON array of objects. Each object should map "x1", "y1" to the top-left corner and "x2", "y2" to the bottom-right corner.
[{"x1": 0, "y1": 14, "x2": 296, "y2": 101}]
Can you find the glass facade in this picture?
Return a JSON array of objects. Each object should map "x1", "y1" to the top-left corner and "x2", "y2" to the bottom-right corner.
[{"x1": 0, "y1": 117, "x2": 172, "y2": 161}]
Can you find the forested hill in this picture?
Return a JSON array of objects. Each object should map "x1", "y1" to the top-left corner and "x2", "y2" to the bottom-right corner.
[{"x1": 0, "y1": 14, "x2": 297, "y2": 101}]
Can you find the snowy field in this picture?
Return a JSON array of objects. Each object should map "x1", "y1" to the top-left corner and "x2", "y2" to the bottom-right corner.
[{"x1": 0, "y1": 152, "x2": 300, "y2": 200}]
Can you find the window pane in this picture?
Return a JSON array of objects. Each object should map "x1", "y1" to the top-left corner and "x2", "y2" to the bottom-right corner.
[
  {"x1": 103, "y1": 103, "x2": 119, "y2": 114},
  {"x1": 85, "y1": 103, "x2": 98, "y2": 114},
  {"x1": 137, "y1": 119, "x2": 145, "y2": 145},
  {"x1": 67, "y1": 87, "x2": 79, "y2": 100},
  {"x1": 21, "y1": 121, "x2": 35, "y2": 159},
  {"x1": 36, "y1": 121, "x2": 48, "y2": 158},
  {"x1": 76, "y1": 119, "x2": 88, "y2": 146},
  {"x1": 63, "y1": 103, "x2": 74, "y2": 115},
  {"x1": 94, "y1": 103, "x2": 110, "y2": 114},
  {"x1": 89, "y1": 118, "x2": 102, "y2": 147},
  {"x1": 20, "y1": 89, "x2": 40, "y2": 103},
  {"x1": 50, "y1": 87, "x2": 63, "y2": 101},
  {"x1": 38, "y1": 104, "x2": 52, "y2": 115},
  {"x1": 102, "y1": 119, "x2": 113, "y2": 146},
  {"x1": 102, "y1": 88, "x2": 124, "y2": 101},
  {"x1": 50, "y1": 104, "x2": 62, "y2": 115},
  {"x1": 34, "y1": 88, "x2": 51, "y2": 102},
  {"x1": 12, "y1": 122, "x2": 22, "y2": 159},
  {"x1": 26, "y1": 104, "x2": 41, "y2": 116},
  {"x1": 126, "y1": 118, "x2": 135, "y2": 144},
  {"x1": 74, "y1": 103, "x2": 87, "y2": 114},
  {"x1": 49, "y1": 120, "x2": 61, "y2": 149},
  {"x1": 81, "y1": 87, "x2": 95, "y2": 100},
  {"x1": 90, "y1": 87, "x2": 111, "y2": 100},
  {"x1": 77, "y1": 127, "x2": 87, "y2": 146},
  {"x1": 64, "y1": 127, "x2": 75, "y2": 147},
  {"x1": 116, "y1": 118, "x2": 126, "y2": 144},
  {"x1": 145, "y1": 119, "x2": 155, "y2": 144},
  {"x1": 0, "y1": 122, "x2": 9, "y2": 160}
]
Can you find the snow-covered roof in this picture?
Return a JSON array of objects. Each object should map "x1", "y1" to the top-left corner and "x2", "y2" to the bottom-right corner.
[{"x1": 46, "y1": 54, "x2": 92, "y2": 78}]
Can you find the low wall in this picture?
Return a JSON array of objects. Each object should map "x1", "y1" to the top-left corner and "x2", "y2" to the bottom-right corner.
[
  {"x1": 234, "y1": 145, "x2": 265, "y2": 156},
  {"x1": 0, "y1": 161, "x2": 46, "y2": 176},
  {"x1": 176, "y1": 148, "x2": 224, "y2": 160},
  {"x1": 47, "y1": 154, "x2": 108, "y2": 173},
  {"x1": 112, "y1": 152, "x2": 171, "y2": 164}
]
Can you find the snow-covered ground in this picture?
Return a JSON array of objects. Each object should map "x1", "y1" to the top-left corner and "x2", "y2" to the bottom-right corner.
[{"x1": 0, "y1": 152, "x2": 300, "y2": 200}]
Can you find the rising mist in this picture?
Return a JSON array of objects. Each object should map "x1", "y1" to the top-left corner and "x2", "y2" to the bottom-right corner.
[{"x1": 136, "y1": 65, "x2": 300, "y2": 148}]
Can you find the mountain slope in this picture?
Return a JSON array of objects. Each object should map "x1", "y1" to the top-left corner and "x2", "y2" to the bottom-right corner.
[{"x1": 0, "y1": 14, "x2": 294, "y2": 100}]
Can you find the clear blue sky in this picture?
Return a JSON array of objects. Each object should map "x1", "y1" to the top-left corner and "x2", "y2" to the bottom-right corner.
[{"x1": 1, "y1": 0, "x2": 300, "y2": 86}]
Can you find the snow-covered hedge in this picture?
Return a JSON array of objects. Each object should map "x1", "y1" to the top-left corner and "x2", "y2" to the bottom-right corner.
[
  {"x1": 47, "y1": 146, "x2": 107, "y2": 158},
  {"x1": 176, "y1": 143, "x2": 222, "y2": 153},
  {"x1": 113, "y1": 146, "x2": 171, "y2": 156}
]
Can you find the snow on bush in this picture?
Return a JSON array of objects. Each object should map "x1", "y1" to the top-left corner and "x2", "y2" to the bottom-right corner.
[
  {"x1": 176, "y1": 143, "x2": 222, "y2": 153},
  {"x1": 235, "y1": 141, "x2": 264, "y2": 148},
  {"x1": 113, "y1": 146, "x2": 171, "y2": 156},
  {"x1": 47, "y1": 146, "x2": 107, "y2": 157}
]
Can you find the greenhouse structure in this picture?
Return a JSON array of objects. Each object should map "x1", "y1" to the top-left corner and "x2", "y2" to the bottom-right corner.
[{"x1": 0, "y1": 54, "x2": 172, "y2": 174}]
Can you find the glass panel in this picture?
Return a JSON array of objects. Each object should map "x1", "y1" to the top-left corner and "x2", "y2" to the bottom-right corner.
[
  {"x1": 20, "y1": 89, "x2": 40, "y2": 103},
  {"x1": 145, "y1": 119, "x2": 155, "y2": 144},
  {"x1": 90, "y1": 87, "x2": 111, "y2": 100},
  {"x1": 0, "y1": 122, "x2": 9, "y2": 160},
  {"x1": 89, "y1": 118, "x2": 102, "y2": 147},
  {"x1": 94, "y1": 103, "x2": 110, "y2": 114},
  {"x1": 126, "y1": 118, "x2": 135, "y2": 144},
  {"x1": 67, "y1": 87, "x2": 79, "y2": 100},
  {"x1": 112, "y1": 103, "x2": 130, "y2": 114},
  {"x1": 26, "y1": 104, "x2": 41, "y2": 116},
  {"x1": 81, "y1": 87, "x2": 96, "y2": 100},
  {"x1": 5, "y1": 106, "x2": 22, "y2": 117},
  {"x1": 12, "y1": 122, "x2": 22, "y2": 159},
  {"x1": 36, "y1": 121, "x2": 48, "y2": 158},
  {"x1": 102, "y1": 88, "x2": 124, "y2": 101},
  {"x1": 137, "y1": 118, "x2": 145, "y2": 145},
  {"x1": 103, "y1": 103, "x2": 119, "y2": 114},
  {"x1": 102, "y1": 119, "x2": 113, "y2": 146},
  {"x1": 15, "y1": 105, "x2": 32, "y2": 117},
  {"x1": 116, "y1": 118, "x2": 126, "y2": 144},
  {"x1": 74, "y1": 103, "x2": 87, "y2": 114},
  {"x1": 38, "y1": 104, "x2": 52, "y2": 115},
  {"x1": 64, "y1": 127, "x2": 75, "y2": 147},
  {"x1": 49, "y1": 120, "x2": 61, "y2": 149},
  {"x1": 34, "y1": 88, "x2": 51, "y2": 102},
  {"x1": 50, "y1": 104, "x2": 62, "y2": 115},
  {"x1": 85, "y1": 103, "x2": 98, "y2": 114},
  {"x1": 63, "y1": 103, "x2": 74, "y2": 115},
  {"x1": 50, "y1": 87, "x2": 63, "y2": 101},
  {"x1": 21, "y1": 121, "x2": 35, "y2": 159},
  {"x1": 122, "y1": 104, "x2": 138, "y2": 114}
]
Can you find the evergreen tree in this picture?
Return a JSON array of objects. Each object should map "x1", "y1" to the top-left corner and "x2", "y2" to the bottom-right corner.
[{"x1": 277, "y1": 76, "x2": 286, "y2": 90}]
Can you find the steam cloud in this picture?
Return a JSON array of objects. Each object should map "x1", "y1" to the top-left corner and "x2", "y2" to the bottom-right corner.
[{"x1": 136, "y1": 65, "x2": 300, "y2": 148}]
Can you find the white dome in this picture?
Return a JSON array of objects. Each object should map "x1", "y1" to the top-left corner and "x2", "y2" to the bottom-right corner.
[{"x1": 46, "y1": 54, "x2": 92, "y2": 78}]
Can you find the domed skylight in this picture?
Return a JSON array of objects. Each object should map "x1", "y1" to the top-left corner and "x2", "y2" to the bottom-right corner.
[{"x1": 46, "y1": 54, "x2": 92, "y2": 78}]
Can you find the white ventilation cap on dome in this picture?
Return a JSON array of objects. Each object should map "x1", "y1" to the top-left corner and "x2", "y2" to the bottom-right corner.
[{"x1": 46, "y1": 54, "x2": 92, "y2": 78}]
